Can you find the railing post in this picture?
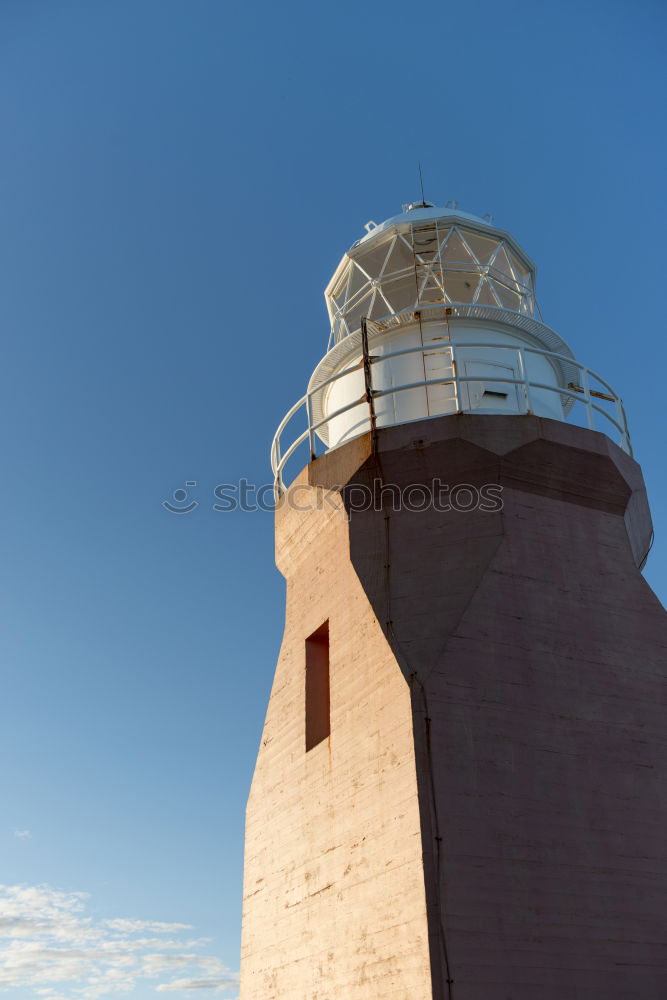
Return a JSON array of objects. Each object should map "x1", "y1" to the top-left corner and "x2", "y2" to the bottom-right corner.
[
  {"x1": 580, "y1": 366, "x2": 595, "y2": 430},
  {"x1": 450, "y1": 342, "x2": 460, "y2": 411},
  {"x1": 306, "y1": 392, "x2": 316, "y2": 462},
  {"x1": 618, "y1": 398, "x2": 632, "y2": 457},
  {"x1": 360, "y1": 317, "x2": 378, "y2": 453},
  {"x1": 517, "y1": 347, "x2": 532, "y2": 414},
  {"x1": 272, "y1": 439, "x2": 282, "y2": 500}
]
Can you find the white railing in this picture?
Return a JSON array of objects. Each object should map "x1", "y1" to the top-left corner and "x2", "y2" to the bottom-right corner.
[{"x1": 271, "y1": 339, "x2": 632, "y2": 498}]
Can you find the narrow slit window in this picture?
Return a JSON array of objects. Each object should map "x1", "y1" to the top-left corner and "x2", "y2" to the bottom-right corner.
[{"x1": 305, "y1": 621, "x2": 330, "y2": 751}]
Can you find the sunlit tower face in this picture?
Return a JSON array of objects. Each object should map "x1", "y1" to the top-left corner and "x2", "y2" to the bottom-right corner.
[{"x1": 240, "y1": 202, "x2": 666, "y2": 1000}]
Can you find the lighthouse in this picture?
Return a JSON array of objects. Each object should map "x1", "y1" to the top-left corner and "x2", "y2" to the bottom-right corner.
[{"x1": 239, "y1": 203, "x2": 667, "y2": 999}]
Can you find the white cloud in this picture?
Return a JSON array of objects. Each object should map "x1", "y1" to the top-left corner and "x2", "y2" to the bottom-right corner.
[
  {"x1": 155, "y1": 977, "x2": 238, "y2": 992},
  {"x1": 0, "y1": 885, "x2": 237, "y2": 1000},
  {"x1": 13, "y1": 830, "x2": 33, "y2": 840},
  {"x1": 102, "y1": 920, "x2": 193, "y2": 935}
]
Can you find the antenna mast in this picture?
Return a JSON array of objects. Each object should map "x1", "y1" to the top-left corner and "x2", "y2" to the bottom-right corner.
[{"x1": 418, "y1": 161, "x2": 426, "y2": 204}]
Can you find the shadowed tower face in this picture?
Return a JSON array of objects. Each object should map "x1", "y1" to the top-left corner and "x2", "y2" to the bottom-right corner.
[{"x1": 239, "y1": 203, "x2": 667, "y2": 1000}]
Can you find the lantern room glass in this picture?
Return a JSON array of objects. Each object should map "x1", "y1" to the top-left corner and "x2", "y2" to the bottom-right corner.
[{"x1": 327, "y1": 223, "x2": 536, "y2": 344}]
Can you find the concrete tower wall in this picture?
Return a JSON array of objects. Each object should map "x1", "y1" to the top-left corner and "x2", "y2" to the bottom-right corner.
[{"x1": 240, "y1": 415, "x2": 667, "y2": 999}]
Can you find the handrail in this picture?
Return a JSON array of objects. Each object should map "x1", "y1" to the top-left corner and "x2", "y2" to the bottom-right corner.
[{"x1": 271, "y1": 340, "x2": 632, "y2": 497}]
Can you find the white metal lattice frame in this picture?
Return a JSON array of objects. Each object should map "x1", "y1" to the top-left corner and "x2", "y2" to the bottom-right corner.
[{"x1": 326, "y1": 223, "x2": 536, "y2": 347}]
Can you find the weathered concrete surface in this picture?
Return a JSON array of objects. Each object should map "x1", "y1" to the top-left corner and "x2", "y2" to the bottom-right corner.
[
  {"x1": 239, "y1": 467, "x2": 434, "y2": 1000},
  {"x1": 240, "y1": 414, "x2": 667, "y2": 999}
]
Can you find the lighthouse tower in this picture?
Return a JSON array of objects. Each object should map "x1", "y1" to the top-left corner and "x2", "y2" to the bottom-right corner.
[{"x1": 239, "y1": 204, "x2": 667, "y2": 999}]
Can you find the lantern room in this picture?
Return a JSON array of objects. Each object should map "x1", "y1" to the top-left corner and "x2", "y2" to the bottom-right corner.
[
  {"x1": 325, "y1": 202, "x2": 536, "y2": 346},
  {"x1": 271, "y1": 202, "x2": 632, "y2": 495}
]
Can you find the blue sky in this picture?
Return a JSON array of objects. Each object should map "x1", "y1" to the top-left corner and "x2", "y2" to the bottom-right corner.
[{"x1": 1, "y1": 1, "x2": 665, "y2": 998}]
